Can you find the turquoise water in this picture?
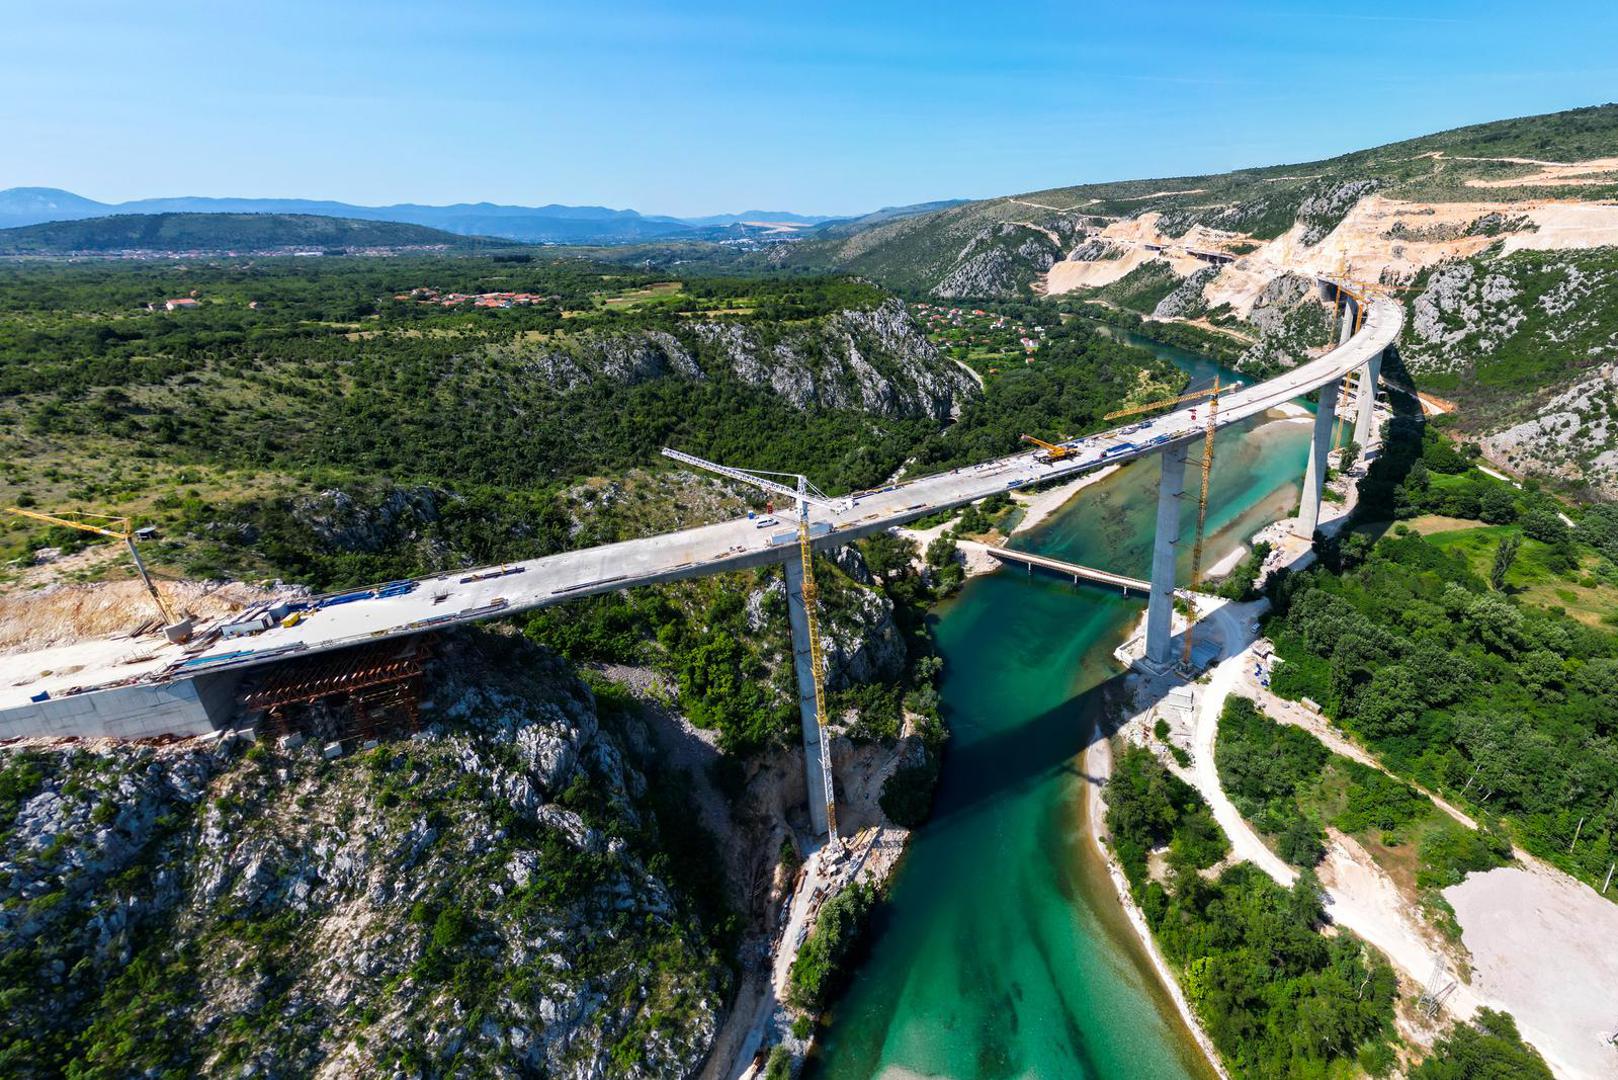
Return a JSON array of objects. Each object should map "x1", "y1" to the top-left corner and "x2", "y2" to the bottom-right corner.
[{"x1": 810, "y1": 333, "x2": 1318, "y2": 1080}]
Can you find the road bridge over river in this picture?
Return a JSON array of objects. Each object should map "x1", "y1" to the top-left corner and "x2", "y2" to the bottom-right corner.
[{"x1": 2, "y1": 286, "x2": 1401, "y2": 833}]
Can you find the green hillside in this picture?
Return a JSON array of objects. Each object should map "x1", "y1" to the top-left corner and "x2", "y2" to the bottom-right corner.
[{"x1": 0, "y1": 212, "x2": 511, "y2": 254}]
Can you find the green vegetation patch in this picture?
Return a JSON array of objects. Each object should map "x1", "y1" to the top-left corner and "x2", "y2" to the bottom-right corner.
[{"x1": 1105, "y1": 745, "x2": 1398, "y2": 1077}]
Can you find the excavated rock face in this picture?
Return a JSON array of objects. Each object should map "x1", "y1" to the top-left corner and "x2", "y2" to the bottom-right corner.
[{"x1": 0, "y1": 632, "x2": 727, "y2": 1078}]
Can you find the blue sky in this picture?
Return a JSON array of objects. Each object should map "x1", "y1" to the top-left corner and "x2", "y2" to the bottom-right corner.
[{"x1": 5, "y1": 1, "x2": 1617, "y2": 216}]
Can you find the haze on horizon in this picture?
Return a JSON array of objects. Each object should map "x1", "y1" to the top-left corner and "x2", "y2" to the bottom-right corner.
[{"x1": 8, "y1": 0, "x2": 1618, "y2": 218}]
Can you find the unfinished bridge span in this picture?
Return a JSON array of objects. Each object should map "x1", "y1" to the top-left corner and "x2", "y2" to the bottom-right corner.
[{"x1": 2, "y1": 283, "x2": 1402, "y2": 839}]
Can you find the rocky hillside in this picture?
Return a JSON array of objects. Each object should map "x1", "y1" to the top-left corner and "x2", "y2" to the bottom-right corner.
[
  {"x1": 0, "y1": 631, "x2": 731, "y2": 1078},
  {"x1": 1402, "y1": 246, "x2": 1618, "y2": 495},
  {"x1": 782, "y1": 104, "x2": 1618, "y2": 493},
  {"x1": 485, "y1": 297, "x2": 975, "y2": 421},
  {"x1": 0, "y1": 265, "x2": 981, "y2": 586}
]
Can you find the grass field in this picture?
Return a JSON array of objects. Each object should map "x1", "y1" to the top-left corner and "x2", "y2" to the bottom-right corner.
[{"x1": 1418, "y1": 518, "x2": 1618, "y2": 626}]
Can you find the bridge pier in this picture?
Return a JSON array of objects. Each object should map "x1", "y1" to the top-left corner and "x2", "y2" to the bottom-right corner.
[
  {"x1": 1141, "y1": 445, "x2": 1189, "y2": 674},
  {"x1": 1353, "y1": 348, "x2": 1383, "y2": 449},
  {"x1": 1295, "y1": 379, "x2": 1341, "y2": 539},
  {"x1": 783, "y1": 555, "x2": 831, "y2": 838}
]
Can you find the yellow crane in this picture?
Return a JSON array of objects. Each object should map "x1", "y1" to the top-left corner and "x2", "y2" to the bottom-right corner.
[
  {"x1": 1182, "y1": 376, "x2": 1222, "y2": 671},
  {"x1": 1020, "y1": 434, "x2": 1076, "y2": 461},
  {"x1": 1096, "y1": 378, "x2": 1229, "y2": 671},
  {"x1": 1104, "y1": 383, "x2": 1221, "y2": 421},
  {"x1": 660, "y1": 448, "x2": 845, "y2": 843},
  {"x1": 3, "y1": 508, "x2": 193, "y2": 641}
]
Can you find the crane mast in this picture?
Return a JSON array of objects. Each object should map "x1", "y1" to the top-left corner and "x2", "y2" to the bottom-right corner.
[
  {"x1": 1181, "y1": 377, "x2": 1221, "y2": 671},
  {"x1": 4, "y1": 507, "x2": 190, "y2": 640},
  {"x1": 660, "y1": 448, "x2": 840, "y2": 842}
]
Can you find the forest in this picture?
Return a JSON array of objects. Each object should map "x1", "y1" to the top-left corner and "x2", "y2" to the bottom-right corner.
[
  {"x1": 1266, "y1": 408, "x2": 1618, "y2": 898},
  {"x1": 1105, "y1": 745, "x2": 1401, "y2": 1077},
  {"x1": 0, "y1": 257, "x2": 1177, "y2": 589},
  {"x1": 1107, "y1": 744, "x2": 1555, "y2": 1078}
]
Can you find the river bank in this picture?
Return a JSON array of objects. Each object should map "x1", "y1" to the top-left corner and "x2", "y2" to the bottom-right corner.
[{"x1": 1083, "y1": 710, "x2": 1232, "y2": 1080}]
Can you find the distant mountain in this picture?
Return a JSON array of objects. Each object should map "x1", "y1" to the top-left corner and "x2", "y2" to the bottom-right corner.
[
  {"x1": 0, "y1": 188, "x2": 846, "y2": 244},
  {"x1": 678, "y1": 210, "x2": 840, "y2": 227},
  {"x1": 0, "y1": 187, "x2": 112, "y2": 229},
  {"x1": 0, "y1": 213, "x2": 510, "y2": 255}
]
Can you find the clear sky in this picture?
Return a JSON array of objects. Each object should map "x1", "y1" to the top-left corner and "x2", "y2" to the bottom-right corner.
[{"x1": 6, "y1": 1, "x2": 1617, "y2": 217}]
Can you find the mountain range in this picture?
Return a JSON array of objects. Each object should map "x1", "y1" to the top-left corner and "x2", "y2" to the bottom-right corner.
[{"x1": 0, "y1": 187, "x2": 845, "y2": 244}]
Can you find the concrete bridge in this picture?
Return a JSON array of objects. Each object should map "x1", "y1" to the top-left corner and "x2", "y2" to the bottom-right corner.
[
  {"x1": 963, "y1": 541, "x2": 1182, "y2": 598},
  {"x1": 1, "y1": 285, "x2": 1401, "y2": 837}
]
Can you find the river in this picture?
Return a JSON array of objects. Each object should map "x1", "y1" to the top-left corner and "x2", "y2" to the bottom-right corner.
[{"x1": 809, "y1": 329, "x2": 1320, "y2": 1079}]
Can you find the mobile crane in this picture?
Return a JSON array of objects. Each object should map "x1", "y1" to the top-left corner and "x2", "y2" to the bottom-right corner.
[{"x1": 1020, "y1": 434, "x2": 1075, "y2": 462}]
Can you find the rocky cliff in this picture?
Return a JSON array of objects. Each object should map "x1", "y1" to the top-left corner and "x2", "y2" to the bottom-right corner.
[
  {"x1": 487, "y1": 297, "x2": 977, "y2": 422},
  {"x1": 0, "y1": 632, "x2": 729, "y2": 1078}
]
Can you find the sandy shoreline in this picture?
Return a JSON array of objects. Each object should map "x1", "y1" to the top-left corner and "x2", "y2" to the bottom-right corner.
[
  {"x1": 1009, "y1": 463, "x2": 1122, "y2": 535},
  {"x1": 1083, "y1": 716, "x2": 1231, "y2": 1080}
]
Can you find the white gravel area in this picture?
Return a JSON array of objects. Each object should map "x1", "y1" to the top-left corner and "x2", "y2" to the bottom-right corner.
[{"x1": 1445, "y1": 866, "x2": 1618, "y2": 1080}]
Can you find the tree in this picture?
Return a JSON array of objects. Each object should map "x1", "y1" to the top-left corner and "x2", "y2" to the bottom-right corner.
[
  {"x1": 1490, "y1": 534, "x2": 1521, "y2": 591},
  {"x1": 1519, "y1": 505, "x2": 1568, "y2": 545},
  {"x1": 1409, "y1": 1009, "x2": 1554, "y2": 1079},
  {"x1": 859, "y1": 532, "x2": 916, "y2": 581},
  {"x1": 924, "y1": 535, "x2": 958, "y2": 569},
  {"x1": 1478, "y1": 485, "x2": 1517, "y2": 524}
]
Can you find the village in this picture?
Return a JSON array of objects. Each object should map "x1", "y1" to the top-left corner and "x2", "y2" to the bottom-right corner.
[
  {"x1": 390, "y1": 286, "x2": 557, "y2": 309},
  {"x1": 908, "y1": 301, "x2": 1047, "y2": 375}
]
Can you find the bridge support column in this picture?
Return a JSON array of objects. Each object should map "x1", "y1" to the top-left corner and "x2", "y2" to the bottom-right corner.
[
  {"x1": 1339, "y1": 296, "x2": 1358, "y2": 345},
  {"x1": 1353, "y1": 349, "x2": 1383, "y2": 449},
  {"x1": 783, "y1": 555, "x2": 831, "y2": 838},
  {"x1": 1295, "y1": 379, "x2": 1341, "y2": 539},
  {"x1": 1141, "y1": 445, "x2": 1189, "y2": 674}
]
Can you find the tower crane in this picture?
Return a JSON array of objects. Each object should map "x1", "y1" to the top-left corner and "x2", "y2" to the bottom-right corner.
[
  {"x1": 660, "y1": 448, "x2": 845, "y2": 843},
  {"x1": 1103, "y1": 383, "x2": 1225, "y2": 421},
  {"x1": 1095, "y1": 376, "x2": 1230, "y2": 672},
  {"x1": 3, "y1": 507, "x2": 193, "y2": 642}
]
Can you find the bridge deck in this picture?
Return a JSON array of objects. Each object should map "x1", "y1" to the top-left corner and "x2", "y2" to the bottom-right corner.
[
  {"x1": 964, "y1": 541, "x2": 1156, "y2": 594},
  {"x1": 0, "y1": 294, "x2": 1401, "y2": 711}
]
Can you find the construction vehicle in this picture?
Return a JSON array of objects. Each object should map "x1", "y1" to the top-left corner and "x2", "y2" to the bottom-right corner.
[
  {"x1": 1020, "y1": 434, "x2": 1075, "y2": 462},
  {"x1": 3, "y1": 508, "x2": 194, "y2": 642},
  {"x1": 660, "y1": 447, "x2": 846, "y2": 843}
]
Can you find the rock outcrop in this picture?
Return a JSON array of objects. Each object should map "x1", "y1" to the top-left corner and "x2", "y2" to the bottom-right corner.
[
  {"x1": 489, "y1": 298, "x2": 977, "y2": 422},
  {"x1": 0, "y1": 633, "x2": 728, "y2": 1078}
]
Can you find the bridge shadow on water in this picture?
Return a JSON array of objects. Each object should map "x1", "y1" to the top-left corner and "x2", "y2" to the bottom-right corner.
[{"x1": 917, "y1": 593, "x2": 1197, "y2": 831}]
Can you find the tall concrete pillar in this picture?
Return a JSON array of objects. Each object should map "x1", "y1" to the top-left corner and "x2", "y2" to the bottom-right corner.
[
  {"x1": 1143, "y1": 445, "x2": 1190, "y2": 672},
  {"x1": 1339, "y1": 296, "x2": 1358, "y2": 345},
  {"x1": 783, "y1": 556, "x2": 830, "y2": 837},
  {"x1": 1295, "y1": 380, "x2": 1341, "y2": 539},
  {"x1": 1354, "y1": 349, "x2": 1383, "y2": 449}
]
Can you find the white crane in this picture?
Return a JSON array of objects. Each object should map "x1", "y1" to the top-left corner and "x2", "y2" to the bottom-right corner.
[{"x1": 661, "y1": 447, "x2": 842, "y2": 842}]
